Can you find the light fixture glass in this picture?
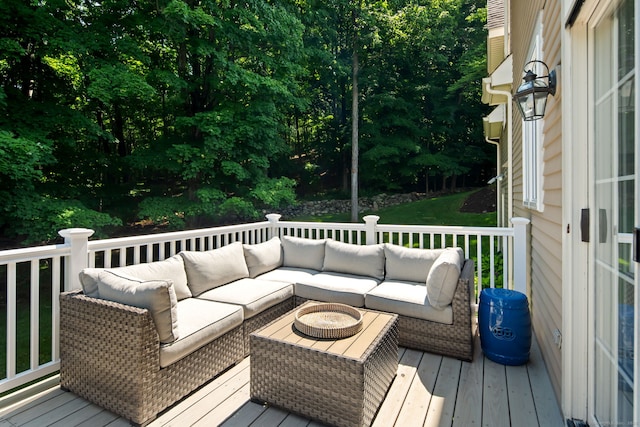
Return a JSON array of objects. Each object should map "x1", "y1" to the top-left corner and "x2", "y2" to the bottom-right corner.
[{"x1": 513, "y1": 61, "x2": 557, "y2": 121}]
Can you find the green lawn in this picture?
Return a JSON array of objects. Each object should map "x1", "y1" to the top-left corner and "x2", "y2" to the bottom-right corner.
[{"x1": 292, "y1": 189, "x2": 497, "y2": 227}]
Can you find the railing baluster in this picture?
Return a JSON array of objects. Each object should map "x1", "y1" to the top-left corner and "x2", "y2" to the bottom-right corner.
[
  {"x1": 52, "y1": 256, "x2": 61, "y2": 361},
  {"x1": 134, "y1": 245, "x2": 141, "y2": 264},
  {"x1": 477, "y1": 236, "x2": 483, "y2": 290},
  {"x1": 7, "y1": 262, "x2": 16, "y2": 379},
  {"x1": 464, "y1": 235, "x2": 470, "y2": 258},
  {"x1": 503, "y1": 235, "x2": 509, "y2": 286},
  {"x1": 490, "y1": 236, "x2": 495, "y2": 288},
  {"x1": 119, "y1": 247, "x2": 126, "y2": 267},
  {"x1": 30, "y1": 260, "x2": 39, "y2": 370}
]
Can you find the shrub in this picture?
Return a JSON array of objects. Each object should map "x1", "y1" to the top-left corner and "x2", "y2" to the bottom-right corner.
[{"x1": 7, "y1": 195, "x2": 122, "y2": 244}]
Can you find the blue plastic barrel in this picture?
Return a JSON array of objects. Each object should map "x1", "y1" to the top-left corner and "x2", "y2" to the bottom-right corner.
[{"x1": 478, "y1": 288, "x2": 531, "y2": 365}]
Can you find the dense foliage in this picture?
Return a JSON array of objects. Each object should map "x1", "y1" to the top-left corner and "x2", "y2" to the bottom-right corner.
[{"x1": 0, "y1": 0, "x2": 490, "y2": 244}]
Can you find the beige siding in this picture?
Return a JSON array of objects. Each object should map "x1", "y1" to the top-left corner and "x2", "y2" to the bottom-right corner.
[{"x1": 510, "y1": 0, "x2": 563, "y2": 403}]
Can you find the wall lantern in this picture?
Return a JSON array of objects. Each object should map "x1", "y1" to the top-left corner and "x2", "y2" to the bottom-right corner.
[{"x1": 513, "y1": 60, "x2": 557, "y2": 121}]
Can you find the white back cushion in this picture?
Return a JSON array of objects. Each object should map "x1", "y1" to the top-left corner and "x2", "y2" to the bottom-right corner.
[
  {"x1": 243, "y1": 237, "x2": 283, "y2": 278},
  {"x1": 384, "y1": 244, "x2": 445, "y2": 283},
  {"x1": 180, "y1": 242, "x2": 249, "y2": 296},
  {"x1": 281, "y1": 235, "x2": 326, "y2": 270},
  {"x1": 79, "y1": 255, "x2": 192, "y2": 300},
  {"x1": 322, "y1": 239, "x2": 385, "y2": 280}
]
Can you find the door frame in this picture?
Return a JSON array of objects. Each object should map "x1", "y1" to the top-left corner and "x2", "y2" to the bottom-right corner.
[{"x1": 561, "y1": 0, "x2": 593, "y2": 421}]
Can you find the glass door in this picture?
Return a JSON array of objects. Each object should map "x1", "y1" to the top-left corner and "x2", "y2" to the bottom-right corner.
[{"x1": 592, "y1": 0, "x2": 637, "y2": 425}]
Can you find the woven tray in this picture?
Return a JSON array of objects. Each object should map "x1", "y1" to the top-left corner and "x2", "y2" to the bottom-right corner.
[{"x1": 294, "y1": 303, "x2": 363, "y2": 339}]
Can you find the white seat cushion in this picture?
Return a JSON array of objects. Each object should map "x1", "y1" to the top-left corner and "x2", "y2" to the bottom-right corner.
[
  {"x1": 295, "y1": 272, "x2": 380, "y2": 307},
  {"x1": 196, "y1": 278, "x2": 293, "y2": 319},
  {"x1": 255, "y1": 267, "x2": 318, "y2": 284},
  {"x1": 365, "y1": 280, "x2": 453, "y2": 324},
  {"x1": 159, "y1": 299, "x2": 243, "y2": 368}
]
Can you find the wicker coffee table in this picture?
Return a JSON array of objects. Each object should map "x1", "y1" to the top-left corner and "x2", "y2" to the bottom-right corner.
[{"x1": 250, "y1": 301, "x2": 398, "y2": 427}]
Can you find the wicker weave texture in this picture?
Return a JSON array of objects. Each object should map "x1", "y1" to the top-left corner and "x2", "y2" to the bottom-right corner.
[
  {"x1": 243, "y1": 298, "x2": 294, "y2": 356},
  {"x1": 250, "y1": 313, "x2": 398, "y2": 427},
  {"x1": 60, "y1": 291, "x2": 244, "y2": 426}
]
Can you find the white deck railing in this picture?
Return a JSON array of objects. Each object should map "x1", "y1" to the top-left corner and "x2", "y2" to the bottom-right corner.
[{"x1": 0, "y1": 215, "x2": 529, "y2": 394}]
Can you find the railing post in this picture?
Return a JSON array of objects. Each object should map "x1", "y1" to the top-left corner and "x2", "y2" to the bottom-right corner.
[
  {"x1": 511, "y1": 217, "x2": 530, "y2": 295},
  {"x1": 59, "y1": 228, "x2": 94, "y2": 291},
  {"x1": 363, "y1": 215, "x2": 380, "y2": 245},
  {"x1": 265, "y1": 213, "x2": 282, "y2": 240}
]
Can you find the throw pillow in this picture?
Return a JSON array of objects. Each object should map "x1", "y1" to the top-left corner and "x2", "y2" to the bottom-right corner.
[
  {"x1": 96, "y1": 270, "x2": 179, "y2": 344},
  {"x1": 281, "y1": 235, "x2": 326, "y2": 270},
  {"x1": 78, "y1": 255, "x2": 192, "y2": 301},
  {"x1": 243, "y1": 237, "x2": 283, "y2": 278},
  {"x1": 426, "y1": 248, "x2": 464, "y2": 309},
  {"x1": 180, "y1": 242, "x2": 249, "y2": 296},
  {"x1": 322, "y1": 239, "x2": 385, "y2": 280}
]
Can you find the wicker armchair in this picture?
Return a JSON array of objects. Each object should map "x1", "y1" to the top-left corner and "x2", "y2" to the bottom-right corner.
[{"x1": 59, "y1": 291, "x2": 245, "y2": 427}]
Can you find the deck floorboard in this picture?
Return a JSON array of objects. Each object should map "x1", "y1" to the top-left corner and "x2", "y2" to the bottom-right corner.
[{"x1": 0, "y1": 330, "x2": 564, "y2": 427}]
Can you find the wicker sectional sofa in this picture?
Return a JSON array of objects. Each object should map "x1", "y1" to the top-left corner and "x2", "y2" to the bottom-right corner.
[{"x1": 60, "y1": 235, "x2": 475, "y2": 426}]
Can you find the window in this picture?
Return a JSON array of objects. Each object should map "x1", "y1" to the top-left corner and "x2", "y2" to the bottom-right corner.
[{"x1": 522, "y1": 14, "x2": 545, "y2": 211}]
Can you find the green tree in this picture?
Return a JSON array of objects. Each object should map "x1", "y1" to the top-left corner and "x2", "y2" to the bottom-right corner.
[
  {"x1": 130, "y1": 0, "x2": 305, "y2": 227},
  {"x1": 357, "y1": 0, "x2": 490, "y2": 193},
  {"x1": 0, "y1": 0, "x2": 122, "y2": 242},
  {"x1": 0, "y1": 0, "x2": 492, "y2": 245}
]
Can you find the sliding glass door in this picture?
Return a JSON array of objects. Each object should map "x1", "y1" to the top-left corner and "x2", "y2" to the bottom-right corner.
[{"x1": 591, "y1": 0, "x2": 637, "y2": 425}]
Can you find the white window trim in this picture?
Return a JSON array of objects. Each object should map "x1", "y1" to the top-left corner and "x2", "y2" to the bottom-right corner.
[{"x1": 521, "y1": 12, "x2": 545, "y2": 212}]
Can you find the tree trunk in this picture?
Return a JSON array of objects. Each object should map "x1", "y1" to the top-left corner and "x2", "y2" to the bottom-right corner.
[
  {"x1": 350, "y1": 49, "x2": 359, "y2": 223},
  {"x1": 113, "y1": 104, "x2": 127, "y2": 157}
]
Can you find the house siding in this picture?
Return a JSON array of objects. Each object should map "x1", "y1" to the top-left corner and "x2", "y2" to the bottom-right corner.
[
  {"x1": 511, "y1": 0, "x2": 564, "y2": 403},
  {"x1": 487, "y1": 0, "x2": 505, "y2": 29}
]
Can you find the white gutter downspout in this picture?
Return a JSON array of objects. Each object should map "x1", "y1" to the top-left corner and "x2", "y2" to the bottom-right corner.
[
  {"x1": 483, "y1": 80, "x2": 513, "y2": 222},
  {"x1": 485, "y1": 137, "x2": 502, "y2": 227}
]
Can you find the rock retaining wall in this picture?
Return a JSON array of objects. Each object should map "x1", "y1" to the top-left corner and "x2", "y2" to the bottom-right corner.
[{"x1": 277, "y1": 193, "x2": 427, "y2": 218}]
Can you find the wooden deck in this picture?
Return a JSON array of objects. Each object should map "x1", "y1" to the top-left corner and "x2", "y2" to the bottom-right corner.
[{"x1": 0, "y1": 330, "x2": 564, "y2": 427}]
